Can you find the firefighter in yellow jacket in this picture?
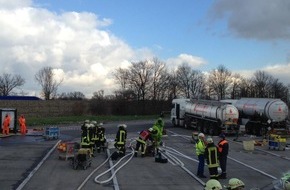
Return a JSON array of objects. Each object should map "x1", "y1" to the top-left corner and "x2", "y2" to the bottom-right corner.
[{"x1": 196, "y1": 133, "x2": 207, "y2": 178}]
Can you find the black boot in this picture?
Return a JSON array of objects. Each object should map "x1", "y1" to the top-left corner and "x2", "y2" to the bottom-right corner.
[{"x1": 219, "y1": 173, "x2": 227, "y2": 179}]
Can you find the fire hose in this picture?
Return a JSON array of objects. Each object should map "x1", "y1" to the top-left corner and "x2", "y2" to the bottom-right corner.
[
  {"x1": 159, "y1": 145, "x2": 206, "y2": 186},
  {"x1": 77, "y1": 139, "x2": 135, "y2": 190}
]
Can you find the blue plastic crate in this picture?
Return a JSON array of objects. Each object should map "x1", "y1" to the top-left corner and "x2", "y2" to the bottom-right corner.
[
  {"x1": 44, "y1": 126, "x2": 60, "y2": 140},
  {"x1": 268, "y1": 140, "x2": 286, "y2": 151}
]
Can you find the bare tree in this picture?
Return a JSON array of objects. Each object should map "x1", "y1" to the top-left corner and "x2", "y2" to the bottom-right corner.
[
  {"x1": 239, "y1": 78, "x2": 253, "y2": 98},
  {"x1": 251, "y1": 70, "x2": 273, "y2": 98},
  {"x1": 148, "y1": 58, "x2": 169, "y2": 100},
  {"x1": 176, "y1": 63, "x2": 192, "y2": 98},
  {"x1": 229, "y1": 73, "x2": 244, "y2": 99},
  {"x1": 167, "y1": 70, "x2": 179, "y2": 99},
  {"x1": 58, "y1": 91, "x2": 86, "y2": 100},
  {"x1": 207, "y1": 65, "x2": 232, "y2": 100},
  {"x1": 92, "y1": 90, "x2": 104, "y2": 100},
  {"x1": 268, "y1": 78, "x2": 288, "y2": 100},
  {"x1": 113, "y1": 68, "x2": 130, "y2": 90},
  {"x1": 171, "y1": 63, "x2": 205, "y2": 99},
  {"x1": 35, "y1": 67, "x2": 63, "y2": 100},
  {"x1": 127, "y1": 61, "x2": 153, "y2": 101},
  {"x1": 0, "y1": 73, "x2": 25, "y2": 96}
]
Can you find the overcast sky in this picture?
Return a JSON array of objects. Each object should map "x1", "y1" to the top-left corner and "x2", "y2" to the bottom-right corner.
[{"x1": 1, "y1": 0, "x2": 290, "y2": 98}]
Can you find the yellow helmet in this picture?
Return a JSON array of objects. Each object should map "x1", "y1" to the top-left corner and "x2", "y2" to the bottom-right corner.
[
  {"x1": 227, "y1": 178, "x2": 245, "y2": 189},
  {"x1": 204, "y1": 179, "x2": 222, "y2": 190}
]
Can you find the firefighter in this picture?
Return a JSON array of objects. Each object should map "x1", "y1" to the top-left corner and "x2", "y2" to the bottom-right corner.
[
  {"x1": 218, "y1": 133, "x2": 229, "y2": 179},
  {"x1": 114, "y1": 124, "x2": 127, "y2": 157},
  {"x1": 134, "y1": 128, "x2": 153, "y2": 157},
  {"x1": 204, "y1": 179, "x2": 223, "y2": 190},
  {"x1": 205, "y1": 137, "x2": 219, "y2": 180},
  {"x1": 18, "y1": 114, "x2": 27, "y2": 135},
  {"x1": 2, "y1": 114, "x2": 10, "y2": 135},
  {"x1": 151, "y1": 123, "x2": 162, "y2": 155},
  {"x1": 90, "y1": 121, "x2": 98, "y2": 152},
  {"x1": 80, "y1": 136, "x2": 92, "y2": 157},
  {"x1": 196, "y1": 133, "x2": 207, "y2": 178},
  {"x1": 80, "y1": 122, "x2": 93, "y2": 156},
  {"x1": 96, "y1": 123, "x2": 106, "y2": 153},
  {"x1": 155, "y1": 117, "x2": 164, "y2": 135},
  {"x1": 81, "y1": 120, "x2": 90, "y2": 137},
  {"x1": 226, "y1": 178, "x2": 245, "y2": 190}
]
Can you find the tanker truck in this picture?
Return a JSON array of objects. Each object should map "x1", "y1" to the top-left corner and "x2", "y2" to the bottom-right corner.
[
  {"x1": 220, "y1": 98, "x2": 289, "y2": 136},
  {"x1": 171, "y1": 98, "x2": 239, "y2": 135}
]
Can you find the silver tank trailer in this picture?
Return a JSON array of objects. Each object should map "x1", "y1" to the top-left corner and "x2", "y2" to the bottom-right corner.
[
  {"x1": 233, "y1": 98, "x2": 288, "y2": 122},
  {"x1": 184, "y1": 101, "x2": 239, "y2": 122}
]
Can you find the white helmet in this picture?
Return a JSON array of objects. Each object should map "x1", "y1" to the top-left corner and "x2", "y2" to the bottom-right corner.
[
  {"x1": 282, "y1": 174, "x2": 290, "y2": 190},
  {"x1": 207, "y1": 137, "x2": 213, "y2": 143},
  {"x1": 204, "y1": 179, "x2": 222, "y2": 190},
  {"x1": 91, "y1": 120, "x2": 97, "y2": 125},
  {"x1": 198, "y1": 133, "x2": 205, "y2": 138},
  {"x1": 227, "y1": 178, "x2": 245, "y2": 189},
  {"x1": 118, "y1": 124, "x2": 127, "y2": 129},
  {"x1": 284, "y1": 181, "x2": 290, "y2": 190}
]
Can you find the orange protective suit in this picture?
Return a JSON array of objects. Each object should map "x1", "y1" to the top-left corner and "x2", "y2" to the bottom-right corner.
[
  {"x1": 19, "y1": 115, "x2": 27, "y2": 135},
  {"x1": 2, "y1": 114, "x2": 10, "y2": 135}
]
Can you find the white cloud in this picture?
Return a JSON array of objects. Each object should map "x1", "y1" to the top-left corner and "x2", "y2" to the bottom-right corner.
[
  {"x1": 0, "y1": 1, "x2": 135, "y2": 98},
  {"x1": 233, "y1": 63, "x2": 290, "y2": 85},
  {"x1": 207, "y1": 0, "x2": 290, "y2": 40},
  {"x1": 263, "y1": 63, "x2": 290, "y2": 85},
  {"x1": 0, "y1": 0, "x2": 32, "y2": 9},
  {"x1": 166, "y1": 54, "x2": 207, "y2": 70}
]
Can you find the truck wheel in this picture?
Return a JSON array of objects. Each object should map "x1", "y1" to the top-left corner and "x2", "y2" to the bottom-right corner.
[
  {"x1": 197, "y1": 125, "x2": 202, "y2": 133},
  {"x1": 203, "y1": 126, "x2": 210, "y2": 134},
  {"x1": 172, "y1": 119, "x2": 177, "y2": 127},
  {"x1": 209, "y1": 127, "x2": 214, "y2": 136},
  {"x1": 184, "y1": 122, "x2": 189, "y2": 129}
]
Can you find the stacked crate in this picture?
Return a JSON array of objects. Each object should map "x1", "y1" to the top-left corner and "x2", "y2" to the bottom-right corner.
[{"x1": 268, "y1": 134, "x2": 286, "y2": 151}]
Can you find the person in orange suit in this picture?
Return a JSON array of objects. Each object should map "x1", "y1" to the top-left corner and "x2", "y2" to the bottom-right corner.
[
  {"x1": 2, "y1": 114, "x2": 11, "y2": 135},
  {"x1": 19, "y1": 114, "x2": 27, "y2": 135}
]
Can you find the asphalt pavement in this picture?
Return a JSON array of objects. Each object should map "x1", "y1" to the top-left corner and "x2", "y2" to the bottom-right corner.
[{"x1": 1, "y1": 121, "x2": 290, "y2": 190}]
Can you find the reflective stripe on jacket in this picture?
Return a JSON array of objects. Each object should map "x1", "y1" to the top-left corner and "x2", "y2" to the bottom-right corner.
[
  {"x1": 206, "y1": 146, "x2": 219, "y2": 168},
  {"x1": 116, "y1": 129, "x2": 127, "y2": 145}
]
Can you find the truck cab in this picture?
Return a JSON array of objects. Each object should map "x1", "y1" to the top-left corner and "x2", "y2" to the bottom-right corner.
[{"x1": 171, "y1": 99, "x2": 189, "y2": 127}]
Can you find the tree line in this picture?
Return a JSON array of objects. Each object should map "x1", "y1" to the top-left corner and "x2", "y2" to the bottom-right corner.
[
  {"x1": 113, "y1": 58, "x2": 289, "y2": 104},
  {"x1": 1, "y1": 60, "x2": 289, "y2": 106}
]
